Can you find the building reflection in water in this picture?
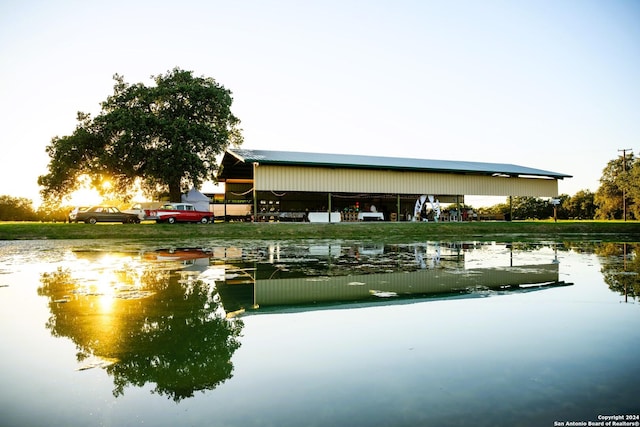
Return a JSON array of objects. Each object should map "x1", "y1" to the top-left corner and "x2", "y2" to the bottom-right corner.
[
  {"x1": 36, "y1": 242, "x2": 577, "y2": 401},
  {"x1": 210, "y1": 242, "x2": 570, "y2": 314}
]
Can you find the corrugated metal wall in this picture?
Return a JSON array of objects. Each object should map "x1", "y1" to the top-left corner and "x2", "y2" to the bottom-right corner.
[
  {"x1": 254, "y1": 263, "x2": 560, "y2": 306},
  {"x1": 254, "y1": 165, "x2": 559, "y2": 197}
]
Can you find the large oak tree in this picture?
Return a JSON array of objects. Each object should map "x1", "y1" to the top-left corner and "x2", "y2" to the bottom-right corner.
[{"x1": 39, "y1": 68, "x2": 243, "y2": 202}]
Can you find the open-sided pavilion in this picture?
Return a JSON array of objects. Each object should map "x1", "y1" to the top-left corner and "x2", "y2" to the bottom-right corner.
[{"x1": 216, "y1": 149, "x2": 571, "y2": 222}]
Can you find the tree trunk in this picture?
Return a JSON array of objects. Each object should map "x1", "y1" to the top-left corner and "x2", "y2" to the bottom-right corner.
[{"x1": 169, "y1": 183, "x2": 182, "y2": 203}]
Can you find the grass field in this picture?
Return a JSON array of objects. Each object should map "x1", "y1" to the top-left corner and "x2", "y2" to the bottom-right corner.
[{"x1": 1, "y1": 220, "x2": 639, "y2": 242}]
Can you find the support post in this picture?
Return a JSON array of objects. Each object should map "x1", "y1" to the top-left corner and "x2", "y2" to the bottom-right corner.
[
  {"x1": 328, "y1": 192, "x2": 332, "y2": 223},
  {"x1": 253, "y1": 190, "x2": 258, "y2": 223},
  {"x1": 252, "y1": 163, "x2": 258, "y2": 223},
  {"x1": 509, "y1": 196, "x2": 513, "y2": 221}
]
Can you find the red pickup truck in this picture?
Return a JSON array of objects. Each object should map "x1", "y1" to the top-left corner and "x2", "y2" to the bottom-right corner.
[{"x1": 145, "y1": 203, "x2": 214, "y2": 224}]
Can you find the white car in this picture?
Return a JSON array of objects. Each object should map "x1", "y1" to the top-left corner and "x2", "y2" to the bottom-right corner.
[
  {"x1": 68, "y1": 206, "x2": 89, "y2": 223},
  {"x1": 122, "y1": 203, "x2": 147, "y2": 221}
]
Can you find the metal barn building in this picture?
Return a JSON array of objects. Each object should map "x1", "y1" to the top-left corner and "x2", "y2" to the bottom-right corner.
[{"x1": 216, "y1": 149, "x2": 571, "y2": 222}]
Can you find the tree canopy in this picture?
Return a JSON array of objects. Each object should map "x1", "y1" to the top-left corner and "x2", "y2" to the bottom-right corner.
[
  {"x1": 38, "y1": 68, "x2": 243, "y2": 203},
  {"x1": 0, "y1": 195, "x2": 37, "y2": 221},
  {"x1": 562, "y1": 189, "x2": 595, "y2": 220},
  {"x1": 595, "y1": 152, "x2": 638, "y2": 220}
]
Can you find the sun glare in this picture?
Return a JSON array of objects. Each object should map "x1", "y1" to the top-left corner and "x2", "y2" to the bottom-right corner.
[
  {"x1": 68, "y1": 187, "x2": 103, "y2": 207},
  {"x1": 67, "y1": 175, "x2": 112, "y2": 207},
  {"x1": 67, "y1": 176, "x2": 150, "y2": 207}
]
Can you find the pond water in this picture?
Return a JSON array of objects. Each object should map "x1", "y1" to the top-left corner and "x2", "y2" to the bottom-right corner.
[{"x1": 0, "y1": 239, "x2": 638, "y2": 427}]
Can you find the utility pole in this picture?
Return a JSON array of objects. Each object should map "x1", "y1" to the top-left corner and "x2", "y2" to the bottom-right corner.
[{"x1": 618, "y1": 148, "x2": 632, "y2": 221}]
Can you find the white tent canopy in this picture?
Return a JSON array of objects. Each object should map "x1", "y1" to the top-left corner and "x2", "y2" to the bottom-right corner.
[{"x1": 181, "y1": 188, "x2": 211, "y2": 212}]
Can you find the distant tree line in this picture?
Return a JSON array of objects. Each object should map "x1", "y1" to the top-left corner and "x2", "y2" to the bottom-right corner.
[
  {"x1": 0, "y1": 196, "x2": 69, "y2": 222},
  {"x1": 0, "y1": 196, "x2": 39, "y2": 221},
  {"x1": 468, "y1": 152, "x2": 638, "y2": 221},
  {"x1": 3, "y1": 152, "x2": 639, "y2": 223},
  {"x1": 477, "y1": 192, "x2": 596, "y2": 221}
]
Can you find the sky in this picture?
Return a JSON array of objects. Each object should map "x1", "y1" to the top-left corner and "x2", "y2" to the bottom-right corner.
[{"x1": 1, "y1": 0, "x2": 639, "y2": 207}]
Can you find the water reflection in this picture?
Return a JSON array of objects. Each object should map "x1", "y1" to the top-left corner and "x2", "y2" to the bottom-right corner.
[
  {"x1": 37, "y1": 251, "x2": 244, "y2": 402},
  {"x1": 597, "y1": 243, "x2": 640, "y2": 301},
  {"x1": 35, "y1": 241, "x2": 639, "y2": 404},
  {"x1": 216, "y1": 242, "x2": 571, "y2": 313}
]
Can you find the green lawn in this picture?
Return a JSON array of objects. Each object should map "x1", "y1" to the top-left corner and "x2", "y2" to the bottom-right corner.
[{"x1": 1, "y1": 220, "x2": 639, "y2": 242}]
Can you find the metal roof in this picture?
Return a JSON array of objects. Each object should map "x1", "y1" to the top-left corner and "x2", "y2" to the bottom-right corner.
[{"x1": 224, "y1": 149, "x2": 572, "y2": 179}]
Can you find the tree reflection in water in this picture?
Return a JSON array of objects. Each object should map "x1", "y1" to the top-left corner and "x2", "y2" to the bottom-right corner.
[
  {"x1": 34, "y1": 241, "x2": 639, "y2": 402},
  {"x1": 37, "y1": 256, "x2": 243, "y2": 402},
  {"x1": 596, "y1": 243, "x2": 640, "y2": 301}
]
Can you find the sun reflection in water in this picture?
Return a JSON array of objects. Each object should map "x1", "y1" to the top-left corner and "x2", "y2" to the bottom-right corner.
[
  {"x1": 92, "y1": 255, "x2": 124, "y2": 313},
  {"x1": 74, "y1": 253, "x2": 146, "y2": 314}
]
